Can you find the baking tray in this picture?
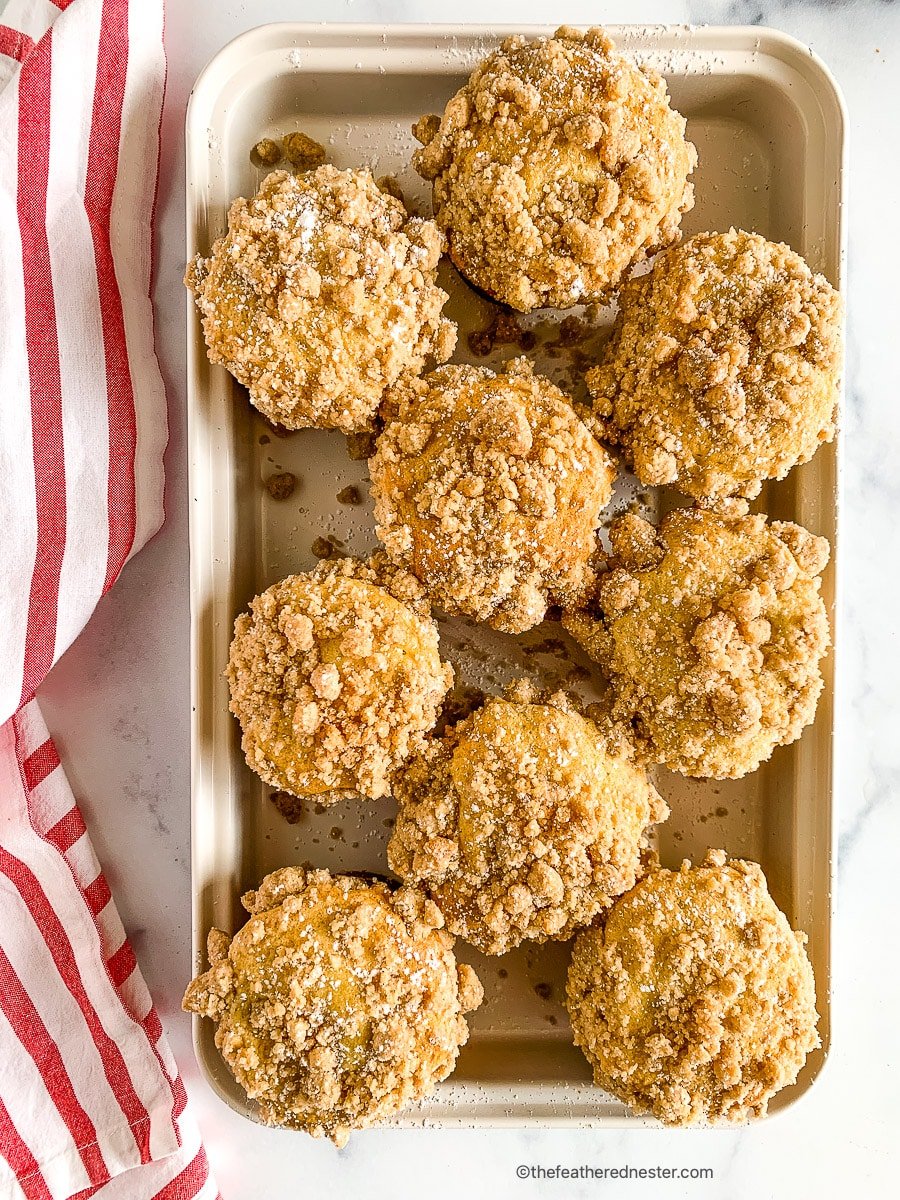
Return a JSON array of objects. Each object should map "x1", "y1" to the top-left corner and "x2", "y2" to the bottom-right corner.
[{"x1": 186, "y1": 23, "x2": 845, "y2": 1129}]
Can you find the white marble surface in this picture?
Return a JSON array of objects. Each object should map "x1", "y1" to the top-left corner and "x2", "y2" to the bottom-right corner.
[{"x1": 33, "y1": 0, "x2": 900, "y2": 1196}]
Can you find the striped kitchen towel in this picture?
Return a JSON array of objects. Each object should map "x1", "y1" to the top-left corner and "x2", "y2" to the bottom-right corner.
[{"x1": 0, "y1": 1, "x2": 217, "y2": 1196}]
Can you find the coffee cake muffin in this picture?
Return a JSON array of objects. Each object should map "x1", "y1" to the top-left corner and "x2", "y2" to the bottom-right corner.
[
  {"x1": 388, "y1": 684, "x2": 667, "y2": 955},
  {"x1": 184, "y1": 868, "x2": 483, "y2": 1144},
  {"x1": 226, "y1": 557, "x2": 453, "y2": 802},
  {"x1": 562, "y1": 506, "x2": 831, "y2": 779},
  {"x1": 413, "y1": 26, "x2": 696, "y2": 310},
  {"x1": 370, "y1": 357, "x2": 616, "y2": 633},
  {"x1": 586, "y1": 229, "x2": 842, "y2": 499},
  {"x1": 186, "y1": 167, "x2": 456, "y2": 432},
  {"x1": 567, "y1": 850, "x2": 819, "y2": 1124}
]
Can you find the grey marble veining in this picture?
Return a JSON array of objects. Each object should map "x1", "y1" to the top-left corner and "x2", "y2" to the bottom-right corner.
[{"x1": 35, "y1": 1, "x2": 900, "y2": 1196}]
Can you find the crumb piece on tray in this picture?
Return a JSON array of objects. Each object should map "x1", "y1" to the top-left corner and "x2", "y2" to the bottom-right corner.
[
  {"x1": 269, "y1": 789, "x2": 306, "y2": 824},
  {"x1": 251, "y1": 138, "x2": 283, "y2": 167},
  {"x1": 265, "y1": 472, "x2": 297, "y2": 500},
  {"x1": 282, "y1": 130, "x2": 326, "y2": 170},
  {"x1": 467, "y1": 311, "x2": 536, "y2": 357}
]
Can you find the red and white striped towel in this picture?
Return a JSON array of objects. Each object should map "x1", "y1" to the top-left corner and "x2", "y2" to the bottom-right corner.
[{"x1": 0, "y1": 1, "x2": 216, "y2": 1196}]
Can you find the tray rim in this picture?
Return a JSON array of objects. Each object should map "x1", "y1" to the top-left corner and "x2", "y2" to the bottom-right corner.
[{"x1": 185, "y1": 20, "x2": 847, "y2": 1131}]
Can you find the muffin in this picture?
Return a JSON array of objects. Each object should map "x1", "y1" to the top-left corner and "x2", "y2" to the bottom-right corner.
[
  {"x1": 586, "y1": 229, "x2": 842, "y2": 499},
  {"x1": 566, "y1": 850, "x2": 820, "y2": 1124},
  {"x1": 387, "y1": 684, "x2": 667, "y2": 955},
  {"x1": 186, "y1": 166, "x2": 456, "y2": 432},
  {"x1": 413, "y1": 26, "x2": 696, "y2": 310},
  {"x1": 184, "y1": 867, "x2": 483, "y2": 1144},
  {"x1": 226, "y1": 556, "x2": 453, "y2": 801},
  {"x1": 562, "y1": 506, "x2": 831, "y2": 779},
  {"x1": 370, "y1": 357, "x2": 616, "y2": 633}
]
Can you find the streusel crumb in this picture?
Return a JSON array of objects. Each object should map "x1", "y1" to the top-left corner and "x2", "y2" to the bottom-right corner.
[
  {"x1": 562, "y1": 506, "x2": 831, "y2": 779},
  {"x1": 370, "y1": 357, "x2": 616, "y2": 634},
  {"x1": 566, "y1": 850, "x2": 819, "y2": 1124},
  {"x1": 387, "y1": 685, "x2": 667, "y2": 955},
  {"x1": 413, "y1": 26, "x2": 696, "y2": 310},
  {"x1": 226, "y1": 556, "x2": 453, "y2": 802},
  {"x1": 186, "y1": 167, "x2": 456, "y2": 433},
  {"x1": 282, "y1": 131, "x2": 326, "y2": 170},
  {"x1": 251, "y1": 138, "x2": 283, "y2": 168},
  {"x1": 184, "y1": 868, "x2": 483, "y2": 1144},
  {"x1": 586, "y1": 229, "x2": 842, "y2": 499}
]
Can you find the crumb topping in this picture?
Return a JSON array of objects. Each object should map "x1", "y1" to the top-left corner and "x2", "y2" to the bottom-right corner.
[
  {"x1": 264, "y1": 471, "x2": 296, "y2": 500},
  {"x1": 566, "y1": 850, "x2": 820, "y2": 1124},
  {"x1": 387, "y1": 685, "x2": 667, "y2": 955},
  {"x1": 251, "y1": 138, "x2": 284, "y2": 168},
  {"x1": 370, "y1": 357, "x2": 616, "y2": 633},
  {"x1": 413, "y1": 26, "x2": 696, "y2": 310},
  {"x1": 467, "y1": 310, "x2": 536, "y2": 356},
  {"x1": 562, "y1": 506, "x2": 831, "y2": 779},
  {"x1": 186, "y1": 167, "x2": 456, "y2": 433},
  {"x1": 282, "y1": 131, "x2": 327, "y2": 170},
  {"x1": 586, "y1": 229, "x2": 842, "y2": 499},
  {"x1": 183, "y1": 868, "x2": 483, "y2": 1144},
  {"x1": 226, "y1": 556, "x2": 453, "y2": 801}
]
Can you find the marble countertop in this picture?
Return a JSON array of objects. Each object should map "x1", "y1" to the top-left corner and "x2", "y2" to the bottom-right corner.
[{"x1": 34, "y1": 1, "x2": 899, "y2": 1196}]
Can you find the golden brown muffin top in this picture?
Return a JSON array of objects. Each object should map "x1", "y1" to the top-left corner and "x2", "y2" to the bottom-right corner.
[
  {"x1": 567, "y1": 849, "x2": 819, "y2": 1124},
  {"x1": 371, "y1": 357, "x2": 615, "y2": 633},
  {"x1": 186, "y1": 167, "x2": 456, "y2": 432},
  {"x1": 226, "y1": 556, "x2": 453, "y2": 802},
  {"x1": 184, "y1": 867, "x2": 483, "y2": 1144},
  {"x1": 587, "y1": 229, "x2": 842, "y2": 498},
  {"x1": 388, "y1": 682, "x2": 667, "y2": 955},
  {"x1": 414, "y1": 26, "x2": 696, "y2": 310},
  {"x1": 562, "y1": 505, "x2": 831, "y2": 779}
]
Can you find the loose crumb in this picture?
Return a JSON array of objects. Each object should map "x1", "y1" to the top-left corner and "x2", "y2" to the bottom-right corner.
[
  {"x1": 557, "y1": 315, "x2": 589, "y2": 346},
  {"x1": 282, "y1": 131, "x2": 327, "y2": 170},
  {"x1": 467, "y1": 310, "x2": 536, "y2": 356},
  {"x1": 251, "y1": 137, "x2": 283, "y2": 167},
  {"x1": 269, "y1": 789, "x2": 306, "y2": 824},
  {"x1": 265, "y1": 472, "x2": 297, "y2": 500}
]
